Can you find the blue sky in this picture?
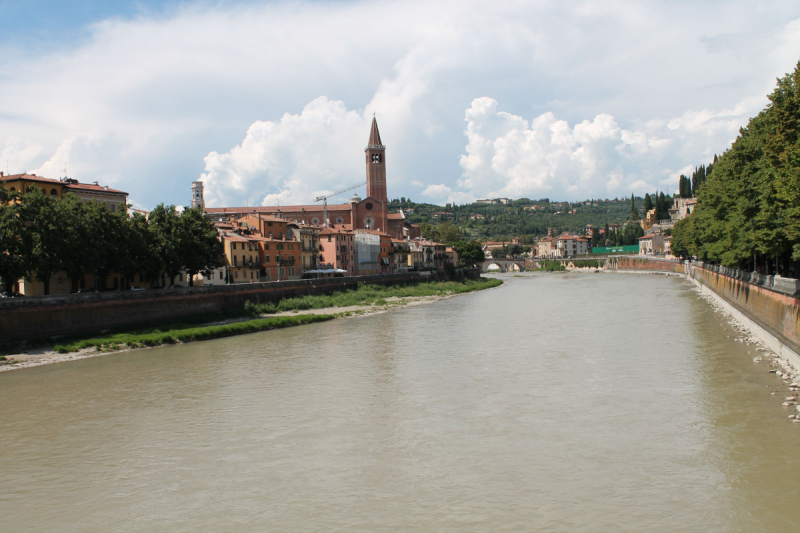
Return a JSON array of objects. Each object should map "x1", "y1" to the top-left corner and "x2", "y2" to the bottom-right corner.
[{"x1": 2, "y1": 1, "x2": 800, "y2": 209}]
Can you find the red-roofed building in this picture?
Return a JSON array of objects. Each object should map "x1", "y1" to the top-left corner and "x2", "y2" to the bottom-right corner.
[
  {"x1": 198, "y1": 119, "x2": 420, "y2": 240},
  {"x1": 319, "y1": 225, "x2": 354, "y2": 276},
  {"x1": 1, "y1": 172, "x2": 128, "y2": 212}
]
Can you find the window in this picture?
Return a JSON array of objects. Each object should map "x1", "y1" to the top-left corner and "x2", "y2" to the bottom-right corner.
[
  {"x1": 328, "y1": 235, "x2": 332, "y2": 242},
  {"x1": 139, "y1": 274, "x2": 144, "y2": 282},
  {"x1": 290, "y1": 267, "x2": 295, "y2": 276},
  {"x1": 372, "y1": 154, "x2": 381, "y2": 163},
  {"x1": 50, "y1": 189, "x2": 58, "y2": 197},
  {"x1": 179, "y1": 273, "x2": 183, "y2": 281},
  {"x1": 219, "y1": 271, "x2": 223, "y2": 280},
  {"x1": 242, "y1": 255, "x2": 246, "y2": 264},
  {"x1": 312, "y1": 217, "x2": 320, "y2": 225},
  {"x1": 280, "y1": 267, "x2": 285, "y2": 277},
  {"x1": 265, "y1": 244, "x2": 270, "y2": 251},
  {"x1": 235, "y1": 271, "x2": 239, "y2": 279},
  {"x1": 232, "y1": 242, "x2": 236, "y2": 250},
  {"x1": 251, "y1": 271, "x2": 254, "y2": 279},
  {"x1": 110, "y1": 204, "x2": 116, "y2": 212},
  {"x1": 9, "y1": 187, "x2": 14, "y2": 192},
  {"x1": 265, "y1": 255, "x2": 270, "y2": 263},
  {"x1": 336, "y1": 216, "x2": 343, "y2": 224},
  {"x1": 268, "y1": 222, "x2": 272, "y2": 227}
]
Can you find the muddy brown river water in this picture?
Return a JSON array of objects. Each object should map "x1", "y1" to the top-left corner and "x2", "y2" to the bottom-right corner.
[{"x1": 2, "y1": 273, "x2": 800, "y2": 532}]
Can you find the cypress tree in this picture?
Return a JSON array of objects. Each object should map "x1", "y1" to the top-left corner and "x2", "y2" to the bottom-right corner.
[
  {"x1": 643, "y1": 193, "x2": 653, "y2": 212},
  {"x1": 630, "y1": 194, "x2": 639, "y2": 220}
]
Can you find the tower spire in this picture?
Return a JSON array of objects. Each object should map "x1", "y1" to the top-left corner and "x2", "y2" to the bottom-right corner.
[
  {"x1": 364, "y1": 116, "x2": 387, "y2": 202},
  {"x1": 368, "y1": 115, "x2": 383, "y2": 147}
]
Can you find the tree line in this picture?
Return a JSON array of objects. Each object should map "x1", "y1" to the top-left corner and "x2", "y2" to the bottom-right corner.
[
  {"x1": 0, "y1": 186, "x2": 223, "y2": 294},
  {"x1": 672, "y1": 60, "x2": 800, "y2": 278}
]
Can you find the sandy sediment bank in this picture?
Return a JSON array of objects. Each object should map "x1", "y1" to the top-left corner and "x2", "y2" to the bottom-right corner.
[{"x1": 0, "y1": 287, "x2": 501, "y2": 373}]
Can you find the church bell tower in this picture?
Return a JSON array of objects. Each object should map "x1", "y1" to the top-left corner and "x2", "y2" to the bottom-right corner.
[
  {"x1": 365, "y1": 116, "x2": 388, "y2": 202},
  {"x1": 191, "y1": 181, "x2": 205, "y2": 209}
]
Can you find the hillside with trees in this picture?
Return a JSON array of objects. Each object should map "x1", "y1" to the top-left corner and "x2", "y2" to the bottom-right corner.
[
  {"x1": 389, "y1": 194, "x2": 668, "y2": 244},
  {"x1": 672, "y1": 60, "x2": 800, "y2": 277}
]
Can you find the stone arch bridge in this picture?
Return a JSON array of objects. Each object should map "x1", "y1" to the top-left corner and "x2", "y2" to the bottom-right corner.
[{"x1": 479, "y1": 259, "x2": 527, "y2": 273}]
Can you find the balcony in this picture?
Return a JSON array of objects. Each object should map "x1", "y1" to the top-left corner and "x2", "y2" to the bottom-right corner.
[{"x1": 277, "y1": 255, "x2": 296, "y2": 266}]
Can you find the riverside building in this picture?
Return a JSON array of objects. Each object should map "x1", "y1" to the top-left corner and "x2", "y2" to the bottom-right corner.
[{"x1": 199, "y1": 118, "x2": 421, "y2": 241}]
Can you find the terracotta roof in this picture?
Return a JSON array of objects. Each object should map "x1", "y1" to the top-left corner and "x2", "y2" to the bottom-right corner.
[
  {"x1": 223, "y1": 234, "x2": 250, "y2": 243},
  {"x1": 357, "y1": 229, "x2": 391, "y2": 237},
  {"x1": 1, "y1": 173, "x2": 128, "y2": 195},
  {"x1": 204, "y1": 204, "x2": 349, "y2": 214},
  {"x1": 388, "y1": 212, "x2": 405, "y2": 220},
  {"x1": 65, "y1": 182, "x2": 127, "y2": 195},
  {"x1": 238, "y1": 213, "x2": 286, "y2": 223},
  {"x1": 320, "y1": 226, "x2": 354, "y2": 235},
  {"x1": 1, "y1": 173, "x2": 61, "y2": 185}
]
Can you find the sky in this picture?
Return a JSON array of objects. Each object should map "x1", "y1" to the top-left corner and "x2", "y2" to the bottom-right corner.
[{"x1": 2, "y1": 0, "x2": 800, "y2": 210}]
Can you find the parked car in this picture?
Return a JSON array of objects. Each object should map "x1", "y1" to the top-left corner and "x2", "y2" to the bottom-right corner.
[
  {"x1": 202, "y1": 283, "x2": 214, "y2": 286},
  {"x1": 129, "y1": 286, "x2": 146, "y2": 291},
  {"x1": 0, "y1": 291, "x2": 25, "y2": 298},
  {"x1": 76, "y1": 288, "x2": 95, "y2": 294}
]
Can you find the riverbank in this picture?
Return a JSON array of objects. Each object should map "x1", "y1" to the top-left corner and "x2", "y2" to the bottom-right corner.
[{"x1": 0, "y1": 278, "x2": 503, "y2": 372}]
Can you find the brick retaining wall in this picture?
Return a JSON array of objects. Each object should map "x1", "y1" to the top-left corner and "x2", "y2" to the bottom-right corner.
[{"x1": 0, "y1": 273, "x2": 423, "y2": 343}]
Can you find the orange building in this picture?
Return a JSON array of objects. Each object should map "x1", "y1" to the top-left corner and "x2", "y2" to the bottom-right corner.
[
  {"x1": 0, "y1": 172, "x2": 128, "y2": 212},
  {"x1": 202, "y1": 119, "x2": 420, "y2": 240},
  {"x1": 319, "y1": 225, "x2": 354, "y2": 275},
  {"x1": 257, "y1": 236, "x2": 302, "y2": 281}
]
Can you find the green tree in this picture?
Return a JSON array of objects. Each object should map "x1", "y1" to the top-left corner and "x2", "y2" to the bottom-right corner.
[
  {"x1": 452, "y1": 240, "x2": 486, "y2": 268},
  {"x1": 434, "y1": 221, "x2": 462, "y2": 244},
  {"x1": 57, "y1": 193, "x2": 95, "y2": 291},
  {"x1": 623, "y1": 221, "x2": 644, "y2": 245},
  {"x1": 23, "y1": 188, "x2": 65, "y2": 295},
  {"x1": 149, "y1": 204, "x2": 182, "y2": 286},
  {"x1": 177, "y1": 206, "x2": 225, "y2": 286},
  {"x1": 506, "y1": 243, "x2": 524, "y2": 257},
  {"x1": 630, "y1": 194, "x2": 639, "y2": 220},
  {"x1": 643, "y1": 193, "x2": 653, "y2": 212},
  {"x1": 419, "y1": 222, "x2": 435, "y2": 240},
  {"x1": 0, "y1": 184, "x2": 27, "y2": 293}
]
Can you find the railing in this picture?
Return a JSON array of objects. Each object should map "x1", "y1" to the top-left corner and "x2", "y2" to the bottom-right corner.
[
  {"x1": 690, "y1": 260, "x2": 798, "y2": 295},
  {"x1": 277, "y1": 255, "x2": 296, "y2": 266}
]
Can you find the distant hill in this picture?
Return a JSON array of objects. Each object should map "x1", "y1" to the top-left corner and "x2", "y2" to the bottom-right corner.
[{"x1": 388, "y1": 196, "x2": 655, "y2": 242}]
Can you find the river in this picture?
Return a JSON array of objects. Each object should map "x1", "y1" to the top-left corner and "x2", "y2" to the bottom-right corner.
[{"x1": 1, "y1": 273, "x2": 799, "y2": 532}]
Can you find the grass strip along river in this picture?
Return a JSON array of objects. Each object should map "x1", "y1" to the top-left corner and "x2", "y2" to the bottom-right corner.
[{"x1": 1, "y1": 278, "x2": 502, "y2": 370}]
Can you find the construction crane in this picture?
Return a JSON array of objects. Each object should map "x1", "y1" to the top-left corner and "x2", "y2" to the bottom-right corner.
[{"x1": 314, "y1": 182, "x2": 365, "y2": 227}]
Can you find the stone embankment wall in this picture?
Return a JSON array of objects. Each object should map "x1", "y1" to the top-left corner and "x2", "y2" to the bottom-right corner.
[
  {"x1": 0, "y1": 273, "x2": 422, "y2": 343},
  {"x1": 608, "y1": 255, "x2": 800, "y2": 356},
  {"x1": 607, "y1": 255, "x2": 685, "y2": 274},
  {"x1": 687, "y1": 262, "x2": 800, "y2": 356}
]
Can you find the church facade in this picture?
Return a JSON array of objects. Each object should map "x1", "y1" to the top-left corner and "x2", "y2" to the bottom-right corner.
[{"x1": 200, "y1": 118, "x2": 420, "y2": 240}]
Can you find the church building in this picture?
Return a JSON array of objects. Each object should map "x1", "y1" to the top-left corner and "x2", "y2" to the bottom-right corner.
[{"x1": 199, "y1": 118, "x2": 420, "y2": 240}]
